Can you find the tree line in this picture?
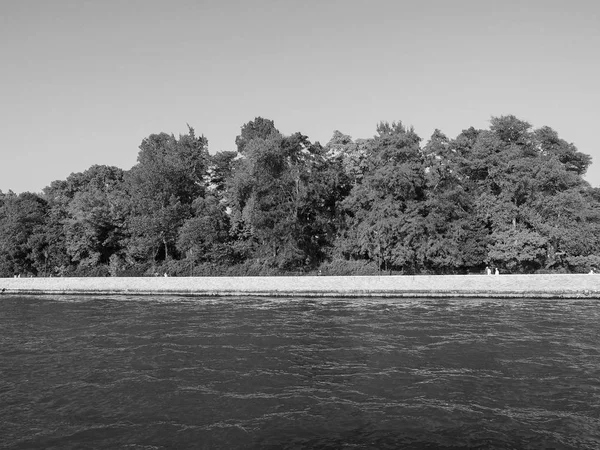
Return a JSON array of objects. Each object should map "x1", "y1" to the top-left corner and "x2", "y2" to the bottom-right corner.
[{"x1": 2, "y1": 115, "x2": 600, "y2": 277}]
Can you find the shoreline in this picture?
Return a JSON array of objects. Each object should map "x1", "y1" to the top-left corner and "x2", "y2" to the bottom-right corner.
[{"x1": 2, "y1": 274, "x2": 600, "y2": 298}]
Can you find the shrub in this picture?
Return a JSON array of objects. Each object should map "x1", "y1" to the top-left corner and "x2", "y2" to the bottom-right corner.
[{"x1": 317, "y1": 259, "x2": 380, "y2": 276}]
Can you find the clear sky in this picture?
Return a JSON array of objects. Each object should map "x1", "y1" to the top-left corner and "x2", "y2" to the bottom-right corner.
[{"x1": 1, "y1": 0, "x2": 599, "y2": 193}]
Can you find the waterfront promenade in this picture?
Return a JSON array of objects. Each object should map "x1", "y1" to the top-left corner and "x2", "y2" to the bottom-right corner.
[{"x1": 1, "y1": 274, "x2": 600, "y2": 298}]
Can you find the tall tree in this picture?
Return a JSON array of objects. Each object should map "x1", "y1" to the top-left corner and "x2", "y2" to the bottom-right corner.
[
  {"x1": 419, "y1": 129, "x2": 486, "y2": 272},
  {"x1": 208, "y1": 151, "x2": 238, "y2": 193},
  {"x1": 124, "y1": 126, "x2": 209, "y2": 263},
  {"x1": 40, "y1": 165, "x2": 127, "y2": 274},
  {"x1": 235, "y1": 117, "x2": 279, "y2": 154},
  {"x1": 228, "y1": 121, "x2": 331, "y2": 269},
  {"x1": 177, "y1": 194, "x2": 232, "y2": 265},
  {"x1": 0, "y1": 192, "x2": 48, "y2": 276},
  {"x1": 454, "y1": 115, "x2": 599, "y2": 272},
  {"x1": 339, "y1": 122, "x2": 426, "y2": 273}
]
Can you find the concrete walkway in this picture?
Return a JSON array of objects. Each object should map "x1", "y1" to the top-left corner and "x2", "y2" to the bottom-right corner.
[{"x1": 2, "y1": 274, "x2": 600, "y2": 298}]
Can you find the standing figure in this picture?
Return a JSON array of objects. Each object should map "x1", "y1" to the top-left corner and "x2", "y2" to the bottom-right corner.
[{"x1": 495, "y1": 268, "x2": 500, "y2": 276}]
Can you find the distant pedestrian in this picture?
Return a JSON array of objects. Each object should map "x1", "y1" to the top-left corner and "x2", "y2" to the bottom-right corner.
[
  {"x1": 589, "y1": 269, "x2": 595, "y2": 275},
  {"x1": 486, "y1": 266, "x2": 491, "y2": 275},
  {"x1": 164, "y1": 273, "x2": 168, "y2": 277},
  {"x1": 495, "y1": 268, "x2": 500, "y2": 276}
]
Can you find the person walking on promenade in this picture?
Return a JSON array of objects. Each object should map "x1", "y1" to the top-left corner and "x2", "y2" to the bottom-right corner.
[{"x1": 495, "y1": 268, "x2": 500, "y2": 276}]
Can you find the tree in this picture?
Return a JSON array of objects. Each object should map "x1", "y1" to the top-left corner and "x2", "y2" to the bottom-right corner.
[
  {"x1": 39, "y1": 165, "x2": 128, "y2": 275},
  {"x1": 229, "y1": 131, "x2": 305, "y2": 268},
  {"x1": 228, "y1": 120, "x2": 335, "y2": 270},
  {"x1": 208, "y1": 151, "x2": 237, "y2": 193},
  {"x1": 535, "y1": 126, "x2": 591, "y2": 175},
  {"x1": 177, "y1": 195, "x2": 232, "y2": 265},
  {"x1": 124, "y1": 126, "x2": 209, "y2": 263},
  {"x1": 420, "y1": 129, "x2": 484, "y2": 272},
  {"x1": 324, "y1": 131, "x2": 369, "y2": 184},
  {"x1": 338, "y1": 121, "x2": 426, "y2": 273},
  {"x1": 0, "y1": 192, "x2": 48, "y2": 276},
  {"x1": 450, "y1": 115, "x2": 599, "y2": 272},
  {"x1": 235, "y1": 117, "x2": 279, "y2": 154}
]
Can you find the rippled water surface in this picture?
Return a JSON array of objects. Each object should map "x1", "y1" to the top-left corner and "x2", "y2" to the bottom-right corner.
[{"x1": 1, "y1": 296, "x2": 600, "y2": 449}]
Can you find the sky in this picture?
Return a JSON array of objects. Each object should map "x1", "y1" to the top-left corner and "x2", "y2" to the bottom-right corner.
[{"x1": 1, "y1": 0, "x2": 599, "y2": 193}]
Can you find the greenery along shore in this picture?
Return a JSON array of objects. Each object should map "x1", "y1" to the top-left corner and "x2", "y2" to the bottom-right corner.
[{"x1": 1, "y1": 115, "x2": 599, "y2": 277}]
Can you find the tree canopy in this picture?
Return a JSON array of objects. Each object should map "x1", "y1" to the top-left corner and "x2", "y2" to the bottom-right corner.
[{"x1": 2, "y1": 115, "x2": 599, "y2": 277}]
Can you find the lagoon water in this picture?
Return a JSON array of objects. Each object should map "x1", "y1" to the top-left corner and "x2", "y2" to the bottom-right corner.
[{"x1": 1, "y1": 296, "x2": 599, "y2": 449}]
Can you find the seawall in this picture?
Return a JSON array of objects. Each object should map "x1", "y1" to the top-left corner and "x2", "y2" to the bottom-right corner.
[{"x1": 1, "y1": 274, "x2": 600, "y2": 298}]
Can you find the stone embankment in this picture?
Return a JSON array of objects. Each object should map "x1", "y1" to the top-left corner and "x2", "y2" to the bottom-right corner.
[{"x1": 1, "y1": 274, "x2": 600, "y2": 298}]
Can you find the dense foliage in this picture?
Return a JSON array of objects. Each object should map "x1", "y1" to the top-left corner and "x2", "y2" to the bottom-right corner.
[{"x1": 2, "y1": 116, "x2": 599, "y2": 277}]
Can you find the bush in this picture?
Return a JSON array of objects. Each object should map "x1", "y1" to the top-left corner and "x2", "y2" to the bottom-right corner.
[
  {"x1": 317, "y1": 259, "x2": 380, "y2": 276},
  {"x1": 566, "y1": 255, "x2": 600, "y2": 273},
  {"x1": 535, "y1": 267, "x2": 569, "y2": 274},
  {"x1": 119, "y1": 262, "x2": 152, "y2": 277},
  {"x1": 67, "y1": 264, "x2": 111, "y2": 277}
]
